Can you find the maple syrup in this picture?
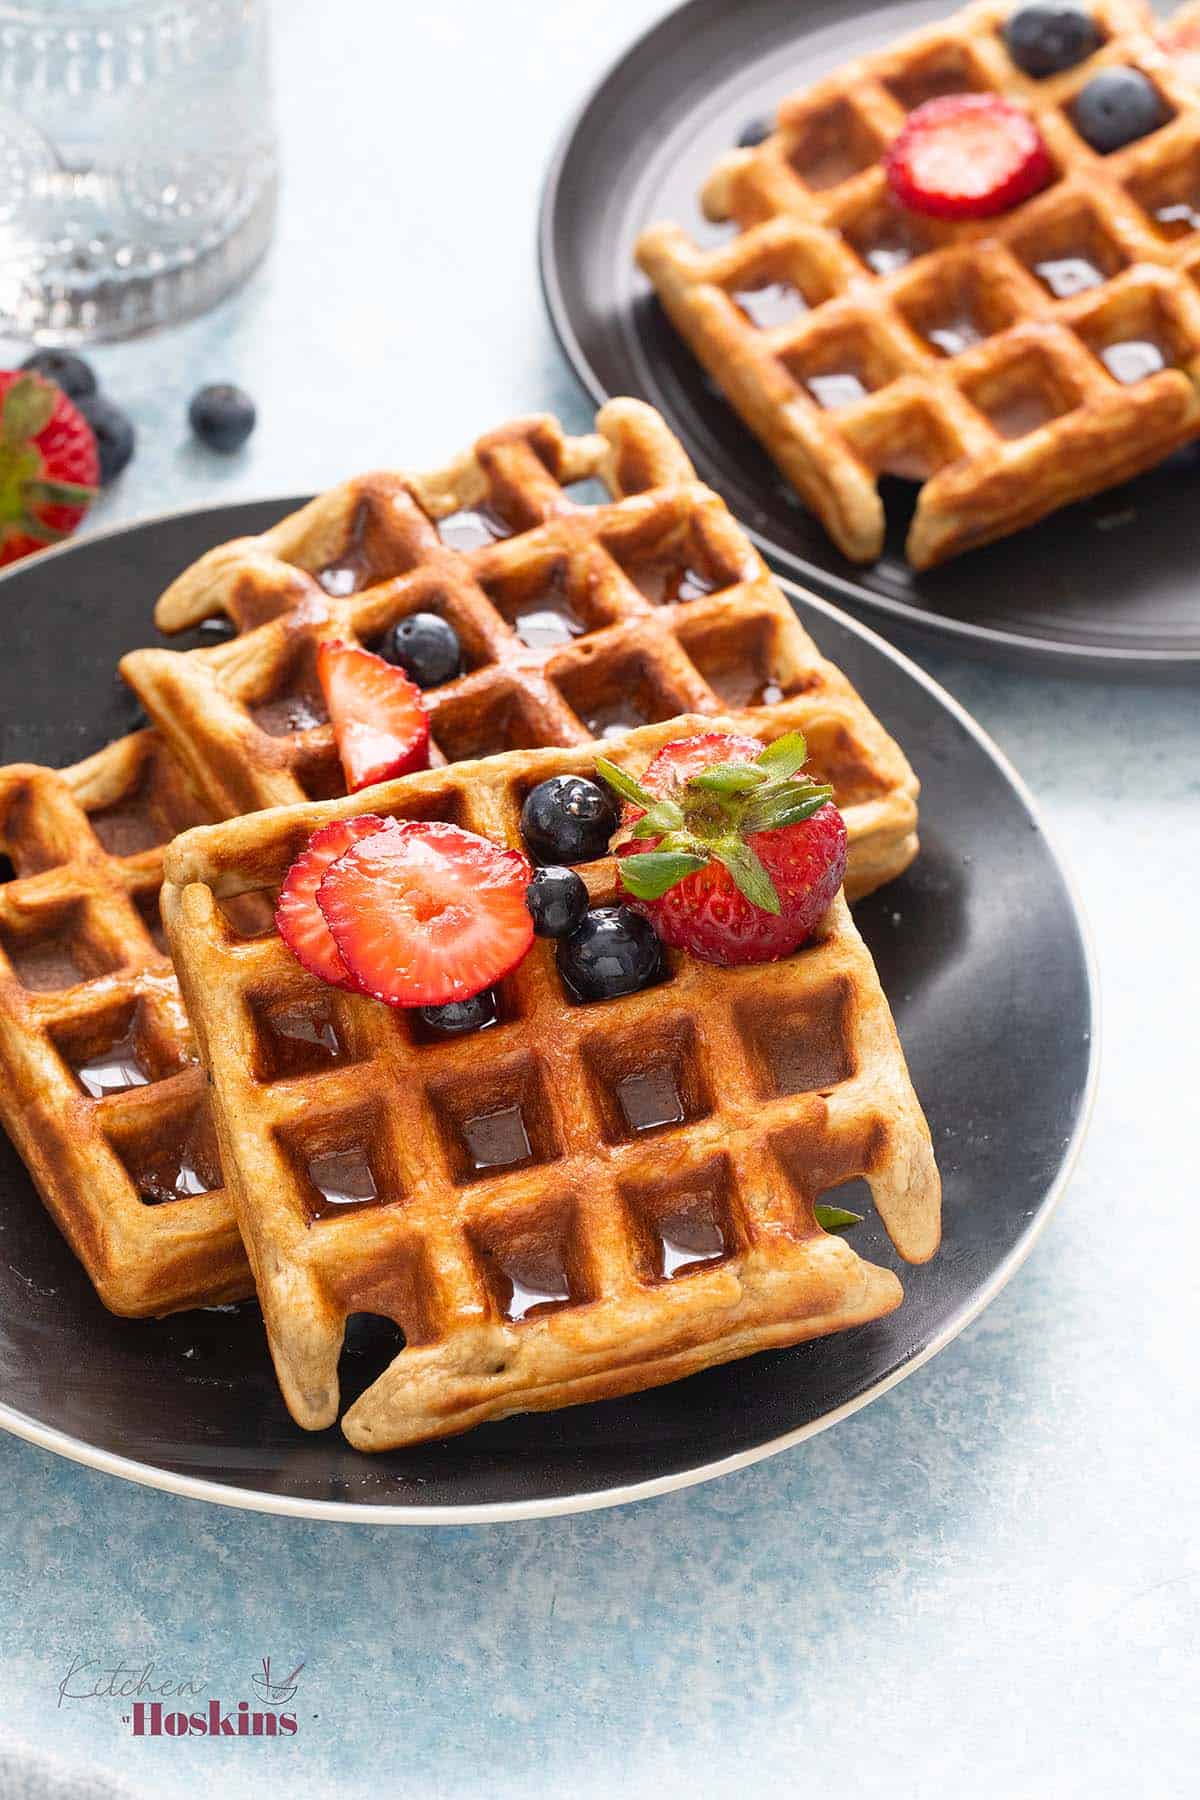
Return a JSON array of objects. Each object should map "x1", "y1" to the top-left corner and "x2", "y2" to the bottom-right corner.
[
  {"x1": 135, "y1": 1113, "x2": 221, "y2": 1205},
  {"x1": 616, "y1": 1063, "x2": 686, "y2": 1135},
  {"x1": 89, "y1": 795, "x2": 168, "y2": 857},
  {"x1": 73, "y1": 1021, "x2": 151, "y2": 1098},
  {"x1": 1099, "y1": 339, "x2": 1166, "y2": 384},
  {"x1": 806, "y1": 371, "x2": 869, "y2": 411},
  {"x1": 629, "y1": 558, "x2": 718, "y2": 605},
  {"x1": 1033, "y1": 254, "x2": 1104, "y2": 298},
  {"x1": 658, "y1": 1208, "x2": 727, "y2": 1278},
  {"x1": 1154, "y1": 198, "x2": 1200, "y2": 237},
  {"x1": 581, "y1": 696, "x2": 650, "y2": 739},
  {"x1": 4, "y1": 927, "x2": 87, "y2": 992},
  {"x1": 437, "y1": 505, "x2": 512, "y2": 552},
  {"x1": 259, "y1": 1000, "x2": 344, "y2": 1078},
  {"x1": 305, "y1": 1146, "x2": 378, "y2": 1218},
  {"x1": 925, "y1": 315, "x2": 983, "y2": 357},
  {"x1": 462, "y1": 1103, "x2": 532, "y2": 1172},
  {"x1": 507, "y1": 565, "x2": 586, "y2": 651},
  {"x1": 502, "y1": 1253, "x2": 571, "y2": 1320},
  {"x1": 250, "y1": 689, "x2": 328, "y2": 738}
]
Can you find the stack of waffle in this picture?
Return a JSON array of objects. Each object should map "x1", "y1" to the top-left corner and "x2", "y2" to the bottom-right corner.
[{"x1": 0, "y1": 400, "x2": 939, "y2": 1449}]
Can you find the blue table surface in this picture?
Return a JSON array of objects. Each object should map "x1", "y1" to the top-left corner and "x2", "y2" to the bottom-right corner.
[{"x1": 0, "y1": 2, "x2": 1195, "y2": 1794}]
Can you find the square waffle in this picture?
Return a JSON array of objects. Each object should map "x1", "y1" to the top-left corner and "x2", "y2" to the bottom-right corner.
[
  {"x1": 161, "y1": 714, "x2": 941, "y2": 1450},
  {"x1": 636, "y1": 0, "x2": 1200, "y2": 567},
  {"x1": 120, "y1": 400, "x2": 919, "y2": 900},
  {"x1": 0, "y1": 732, "x2": 253, "y2": 1315}
]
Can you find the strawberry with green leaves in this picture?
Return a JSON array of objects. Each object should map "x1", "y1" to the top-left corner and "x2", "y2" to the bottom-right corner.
[
  {"x1": 0, "y1": 371, "x2": 97, "y2": 566},
  {"x1": 597, "y1": 730, "x2": 846, "y2": 967}
]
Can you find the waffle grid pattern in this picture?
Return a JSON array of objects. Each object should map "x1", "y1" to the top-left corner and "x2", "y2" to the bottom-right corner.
[
  {"x1": 163, "y1": 715, "x2": 940, "y2": 1449},
  {"x1": 0, "y1": 733, "x2": 251, "y2": 1314},
  {"x1": 121, "y1": 401, "x2": 916, "y2": 900},
  {"x1": 636, "y1": 0, "x2": 1200, "y2": 567}
]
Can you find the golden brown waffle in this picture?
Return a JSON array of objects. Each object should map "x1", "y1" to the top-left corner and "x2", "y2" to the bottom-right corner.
[
  {"x1": 0, "y1": 732, "x2": 253, "y2": 1315},
  {"x1": 636, "y1": 0, "x2": 1200, "y2": 567},
  {"x1": 121, "y1": 400, "x2": 918, "y2": 899},
  {"x1": 162, "y1": 713, "x2": 940, "y2": 1450}
]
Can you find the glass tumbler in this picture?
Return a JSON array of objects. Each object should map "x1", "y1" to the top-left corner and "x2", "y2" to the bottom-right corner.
[{"x1": 0, "y1": 0, "x2": 277, "y2": 342}]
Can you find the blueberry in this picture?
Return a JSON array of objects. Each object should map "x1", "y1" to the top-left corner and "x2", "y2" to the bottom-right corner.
[
  {"x1": 188, "y1": 382, "x2": 256, "y2": 453},
  {"x1": 556, "y1": 907, "x2": 665, "y2": 1002},
  {"x1": 1003, "y1": 3, "x2": 1101, "y2": 78},
  {"x1": 525, "y1": 866, "x2": 589, "y2": 938},
  {"x1": 416, "y1": 990, "x2": 498, "y2": 1036},
  {"x1": 1072, "y1": 67, "x2": 1168, "y2": 153},
  {"x1": 77, "y1": 394, "x2": 135, "y2": 485},
  {"x1": 19, "y1": 349, "x2": 97, "y2": 401},
  {"x1": 737, "y1": 114, "x2": 773, "y2": 148},
  {"x1": 520, "y1": 775, "x2": 618, "y2": 866},
  {"x1": 378, "y1": 612, "x2": 462, "y2": 688}
]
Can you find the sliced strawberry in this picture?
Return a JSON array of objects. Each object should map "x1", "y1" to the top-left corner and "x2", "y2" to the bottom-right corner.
[
  {"x1": 276, "y1": 815, "x2": 388, "y2": 989},
  {"x1": 885, "y1": 95, "x2": 1053, "y2": 221},
  {"x1": 317, "y1": 820, "x2": 534, "y2": 1007},
  {"x1": 317, "y1": 639, "x2": 431, "y2": 793}
]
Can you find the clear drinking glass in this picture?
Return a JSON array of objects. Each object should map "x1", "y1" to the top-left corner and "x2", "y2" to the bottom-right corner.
[{"x1": 0, "y1": 0, "x2": 277, "y2": 342}]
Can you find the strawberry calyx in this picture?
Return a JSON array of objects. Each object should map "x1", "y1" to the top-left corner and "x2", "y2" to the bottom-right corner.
[
  {"x1": 596, "y1": 731, "x2": 834, "y2": 916},
  {"x1": 0, "y1": 373, "x2": 96, "y2": 544}
]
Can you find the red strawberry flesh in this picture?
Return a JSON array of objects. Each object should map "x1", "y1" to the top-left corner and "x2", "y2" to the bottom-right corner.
[
  {"x1": 317, "y1": 639, "x2": 431, "y2": 793},
  {"x1": 317, "y1": 819, "x2": 534, "y2": 1007},
  {"x1": 886, "y1": 95, "x2": 1053, "y2": 221},
  {"x1": 276, "y1": 814, "x2": 389, "y2": 989}
]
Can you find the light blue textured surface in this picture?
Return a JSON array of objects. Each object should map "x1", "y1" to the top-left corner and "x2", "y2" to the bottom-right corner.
[{"x1": 0, "y1": 2, "x2": 1196, "y2": 1794}]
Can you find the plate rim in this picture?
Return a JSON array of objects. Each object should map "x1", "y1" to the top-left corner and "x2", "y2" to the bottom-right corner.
[
  {"x1": 537, "y1": 0, "x2": 1200, "y2": 672},
  {"x1": 0, "y1": 496, "x2": 1101, "y2": 1525}
]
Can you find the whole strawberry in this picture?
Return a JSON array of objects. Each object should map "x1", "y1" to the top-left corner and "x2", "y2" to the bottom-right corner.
[
  {"x1": 597, "y1": 730, "x2": 847, "y2": 966},
  {"x1": 0, "y1": 371, "x2": 98, "y2": 566}
]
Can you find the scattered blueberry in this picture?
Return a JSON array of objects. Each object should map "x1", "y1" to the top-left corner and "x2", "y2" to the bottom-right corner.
[
  {"x1": 520, "y1": 775, "x2": 618, "y2": 866},
  {"x1": 77, "y1": 393, "x2": 135, "y2": 485},
  {"x1": 1072, "y1": 67, "x2": 1168, "y2": 153},
  {"x1": 19, "y1": 349, "x2": 97, "y2": 401},
  {"x1": 415, "y1": 990, "x2": 498, "y2": 1036},
  {"x1": 556, "y1": 906, "x2": 665, "y2": 1002},
  {"x1": 1003, "y1": 3, "x2": 1101, "y2": 78},
  {"x1": 737, "y1": 114, "x2": 774, "y2": 148},
  {"x1": 525, "y1": 866, "x2": 589, "y2": 938},
  {"x1": 188, "y1": 382, "x2": 256, "y2": 453},
  {"x1": 378, "y1": 612, "x2": 462, "y2": 688}
]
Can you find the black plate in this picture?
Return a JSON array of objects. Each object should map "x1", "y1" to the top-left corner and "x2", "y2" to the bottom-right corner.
[
  {"x1": 540, "y1": 0, "x2": 1200, "y2": 670},
  {"x1": 0, "y1": 503, "x2": 1096, "y2": 1522}
]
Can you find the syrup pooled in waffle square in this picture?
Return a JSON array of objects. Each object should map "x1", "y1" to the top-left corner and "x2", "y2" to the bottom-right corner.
[
  {"x1": 0, "y1": 732, "x2": 253, "y2": 1315},
  {"x1": 636, "y1": 0, "x2": 1200, "y2": 567},
  {"x1": 161, "y1": 713, "x2": 940, "y2": 1450},
  {"x1": 121, "y1": 400, "x2": 918, "y2": 899}
]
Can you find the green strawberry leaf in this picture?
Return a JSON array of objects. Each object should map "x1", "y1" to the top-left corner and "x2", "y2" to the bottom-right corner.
[
  {"x1": 686, "y1": 762, "x2": 769, "y2": 797},
  {"x1": 3, "y1": 374, "x2": 56, "y2": 446},
  {"x1": 595, "y1": 756, "x2": 657, "y2": 811},
  {"x1": 616, "y1": 850, "x2": 709, "y2": 899},
  {"x1": 755, "y1": 731, "x2": 809, "y2": 777},
  {"x1": 628, "y1": 797, "x2": 685, "y2": 839},
  {"x1": 740, "y1": 784, "x2": 834, "y2": 836},
  {"x1": 814, "y1": 1203, "x2": 864, "y2": 1231},
  {"x1": 710, "y1": 837, "x2": 780, "y2": 914}
]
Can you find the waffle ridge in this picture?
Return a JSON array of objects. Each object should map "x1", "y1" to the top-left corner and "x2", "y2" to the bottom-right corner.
[
  {"x1": 162, "y1": 715, "x2": 941, "y2": 1450},
  {"x1": 636, "y1": 0, "x2": 1200, "y2": 567},
  {"x1": 0, "y1": 733, "x2": 253, "y2": 1314},
  {"x1": 120, "y1": 399, "x2": 917, "y2": 898}
]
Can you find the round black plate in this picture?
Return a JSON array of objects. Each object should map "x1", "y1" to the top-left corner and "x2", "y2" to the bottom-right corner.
[
  {"x1": 540, "y1": 0, "x2": 1200, "y2": 670},
  {"x1": 0, "y1": 503, "x2": 1096, "y2": 1521}
]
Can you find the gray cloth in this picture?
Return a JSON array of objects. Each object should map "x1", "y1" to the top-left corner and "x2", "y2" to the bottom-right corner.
[{"x1": 0, "y1": 1725, "x2": 141, "y2": 1800}]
